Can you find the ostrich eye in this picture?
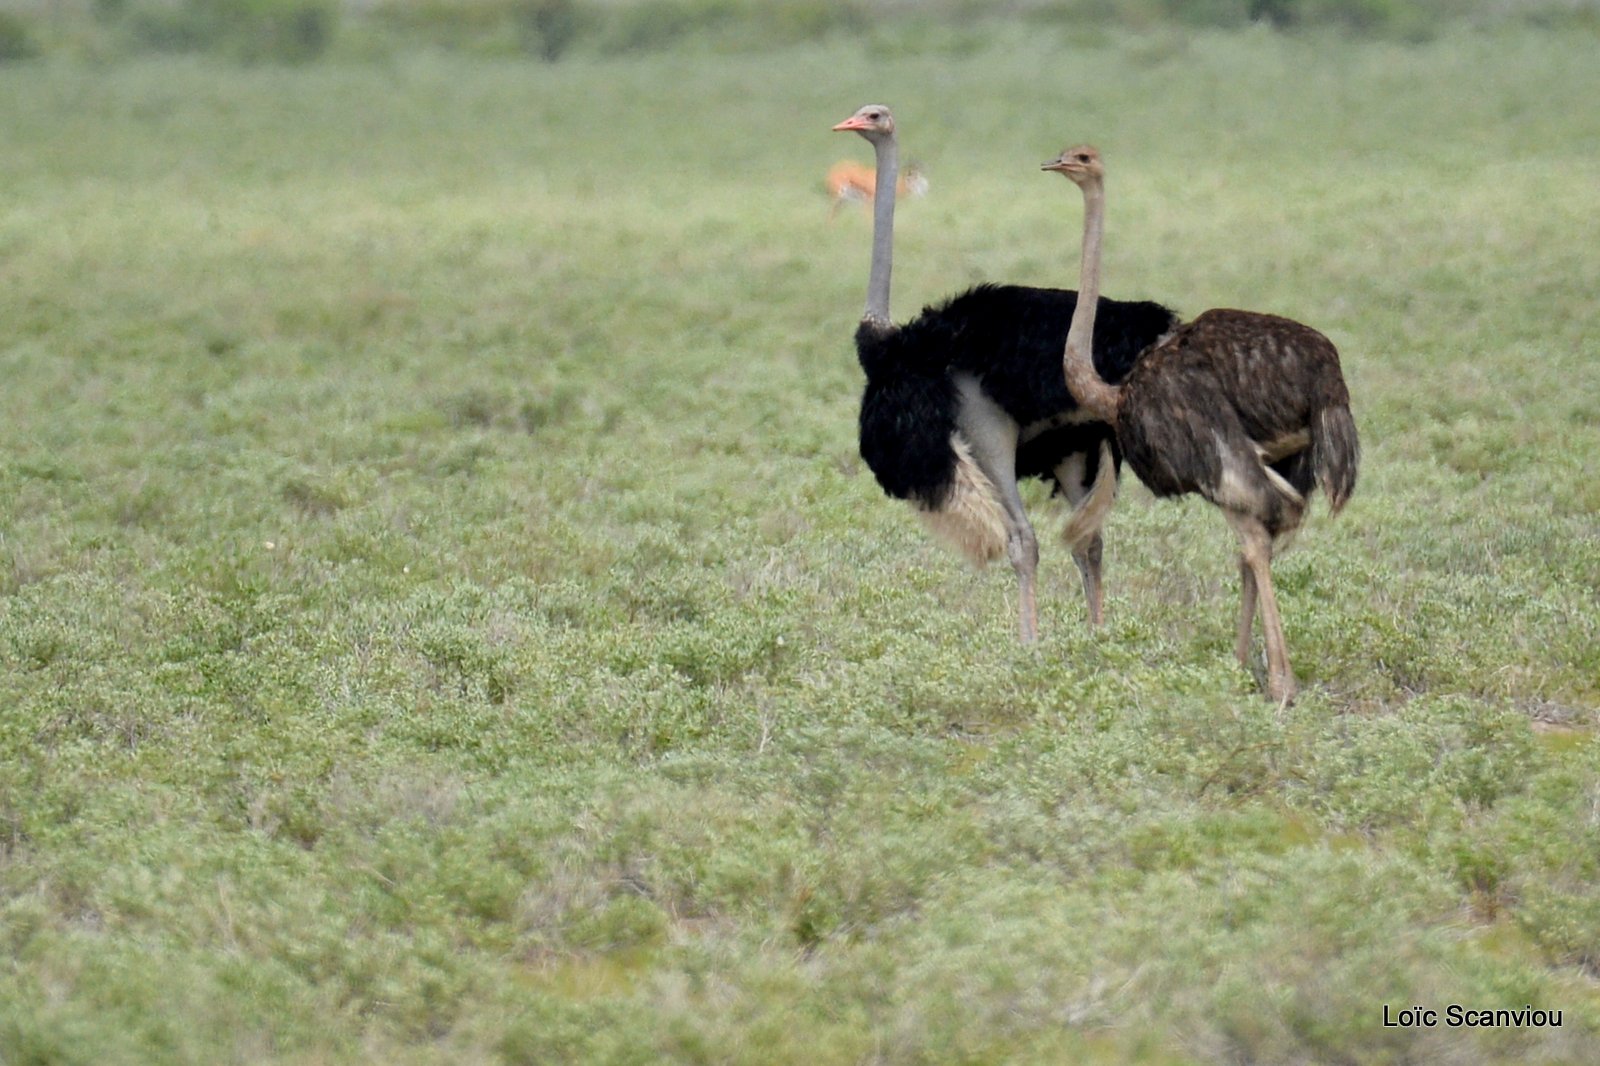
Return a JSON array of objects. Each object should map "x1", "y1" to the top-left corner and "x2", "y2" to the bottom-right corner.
[{"x1": 1077, "y1": 154, "x2": 1090, "y2": 163}]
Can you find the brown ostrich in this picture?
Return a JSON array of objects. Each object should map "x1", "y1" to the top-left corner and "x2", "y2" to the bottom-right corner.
[{"x1": 1043, "y1": 145, "x2": 1359, "y2": 701}]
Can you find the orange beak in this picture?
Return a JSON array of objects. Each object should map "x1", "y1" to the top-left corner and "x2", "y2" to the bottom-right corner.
[{"x1": 832, "y1": 116, "x2": 870, "y2": 132}]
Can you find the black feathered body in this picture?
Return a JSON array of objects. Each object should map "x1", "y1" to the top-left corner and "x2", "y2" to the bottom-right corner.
[
  {"x1": 855, "y1": 283, "x2": 1179, "y2": 510},
  {"x1": 1115, "y1": 309, "x2": 1360, "y2": 539}
]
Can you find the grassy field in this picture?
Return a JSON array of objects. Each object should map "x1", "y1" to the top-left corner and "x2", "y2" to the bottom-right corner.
[{"x1": 2, "y1": 20, "x2": 1599, "y2": 1064}]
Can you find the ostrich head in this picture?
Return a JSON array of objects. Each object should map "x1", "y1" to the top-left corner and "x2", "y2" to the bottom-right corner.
[
  {"x1": 1041, "y1": 144, "x2": 1103, "y2": 186},
  {"x1": 832, "y1": 104, "x2": 895, "y2": 143}
]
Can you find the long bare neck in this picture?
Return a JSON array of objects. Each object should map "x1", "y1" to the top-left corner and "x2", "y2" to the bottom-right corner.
[
  {"x1": 1062, "y1": 178, "x2": 1121, "y2": 424},
  {"x1": 863, "y1": 134, "x2": 898, "y2": 328}
]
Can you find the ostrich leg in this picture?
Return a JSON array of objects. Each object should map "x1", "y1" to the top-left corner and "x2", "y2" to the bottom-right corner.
[
  {"x1": 955, "y1": 375, "x2": 1039, "y2": 644},
  {"x1": 1075, "y1": 534, "x2": 1105, "y2": 628},
  {"x1": 1227, "y1": 511, "x2": 1296, "y2": 703},
  {"x1": 1235, "y1": 557, "x2": 1258, "y2": 669},
  {"x1": 1054, "y1": 443, "x2": 1115, "y2": 627}
]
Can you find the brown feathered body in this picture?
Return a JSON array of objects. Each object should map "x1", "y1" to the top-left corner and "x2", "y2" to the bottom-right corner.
[{"x1": 1115, "y1": 309, "x2": 1359, "y2": 541}]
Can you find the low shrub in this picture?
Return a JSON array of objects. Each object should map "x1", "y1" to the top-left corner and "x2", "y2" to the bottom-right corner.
[
  {"x1": 0, "y1": 11, "x2": 39, "y2": 61},
  {"x1": 10, "y1": 0, "x2": 1600, "y2": 62},
  {"x1": 116, "y1": 0, "x2": 337, "y2": 62}
]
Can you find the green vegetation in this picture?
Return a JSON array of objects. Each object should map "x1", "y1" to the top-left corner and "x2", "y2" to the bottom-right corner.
[
  {"x1": 3, "y1": 18, "x2": 1599, "y2": 1064},
  {"x1": 6, "y1": 0, "x2": 1600, "y2": 63}
]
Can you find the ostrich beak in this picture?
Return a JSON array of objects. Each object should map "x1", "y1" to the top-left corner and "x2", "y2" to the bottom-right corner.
[
  {"x1": 832, "y1": 116, "x2": 869, "y2": 132},
  {"x1": 1041, "y1": 158, "x2": 1067, "y2": 172}
]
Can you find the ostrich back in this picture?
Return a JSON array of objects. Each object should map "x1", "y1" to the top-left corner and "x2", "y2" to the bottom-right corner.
[
  {"x1": 938, "y1": 284, "x2": 1177, "y2": 425},
  {"x1": 855, "y1": 284, "x2": 1180, "y2": 508}
]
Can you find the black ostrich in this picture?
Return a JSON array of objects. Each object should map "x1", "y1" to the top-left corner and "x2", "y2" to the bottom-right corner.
[
  {"x1": 833, "y1": 104, "x2": 1179, "y2": 643},
  {"x1": 1044, "y1": 144, "x2": 1359, "y2": 701}
]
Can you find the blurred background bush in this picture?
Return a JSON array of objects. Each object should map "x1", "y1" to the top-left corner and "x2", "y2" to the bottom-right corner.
[{"x1": 0, "y1": 0, "x2": 1594, "y2": 64}]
